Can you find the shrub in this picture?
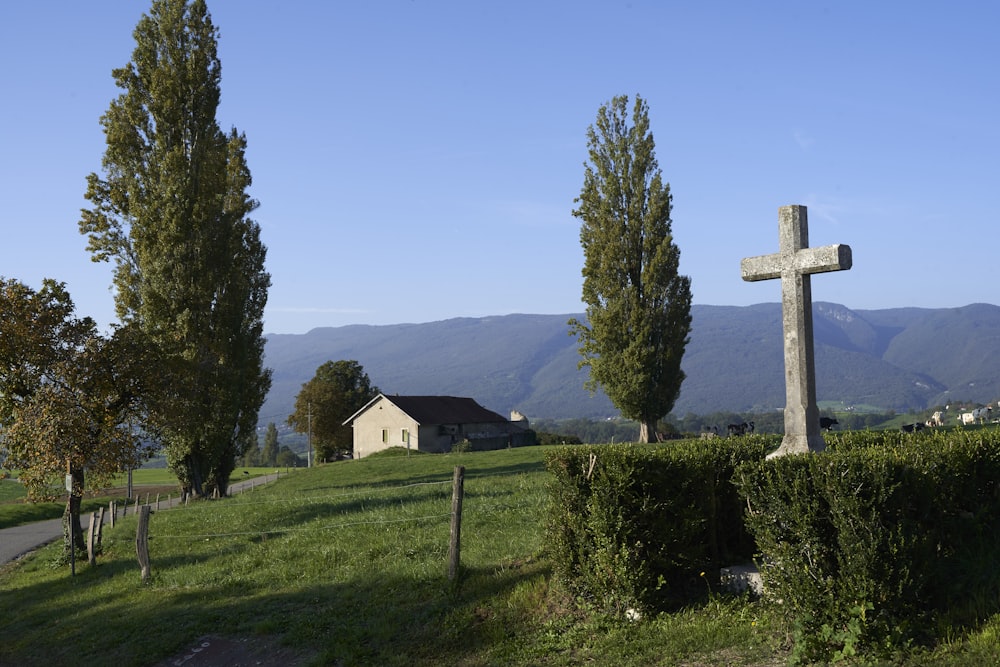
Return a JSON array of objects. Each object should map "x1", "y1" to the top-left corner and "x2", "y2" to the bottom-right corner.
[
  {"x1": 545, "y1": 437, "x2": 770, "y2": 615},
  {"x1": 736, "y1": 429, "x2": 1000, "y2": 661}
]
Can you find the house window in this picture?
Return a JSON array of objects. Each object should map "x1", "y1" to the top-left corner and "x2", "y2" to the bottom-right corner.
[
  {"x1": 381, "y1": 429, "x2": 388, "y2": 443},
  {"x1": 401, "y1": 428, "x2": 409, "y2": 444}
]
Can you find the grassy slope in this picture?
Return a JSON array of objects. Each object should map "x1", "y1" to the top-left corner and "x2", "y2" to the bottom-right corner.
[{"x1": 1, "y1": 445, "x2": 998, "y2": 666}]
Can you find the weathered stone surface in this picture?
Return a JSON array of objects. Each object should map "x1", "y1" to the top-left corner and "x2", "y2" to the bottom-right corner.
[
  {"x1": 741, "y1": 205, "x2": 852, "y2": 457},
  {"x1": 720, "y1": 563, "x2": 764, "y2": 596}
]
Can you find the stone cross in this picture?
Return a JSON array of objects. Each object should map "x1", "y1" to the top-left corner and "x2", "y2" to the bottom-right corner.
[{"x1": 741, "y1": 205, "x2": 852, "y2": 457}]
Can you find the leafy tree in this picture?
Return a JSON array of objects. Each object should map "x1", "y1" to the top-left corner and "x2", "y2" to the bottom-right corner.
[
  {"x1": 569, "y1": 94, "x2": 693, "y2": 443},
  {"x1": 530, "y1": 418, "x2": 643, "y2": 445},
  {"x1": 240, "y1": 431, "x2": 261, "y2": 468},
  {"x1": 288, "y1": 360, "x2": 379, "y2": 462},
  {"x1": 275, "y1": 446, "x2": 302, "y2": 468},
  {"x1": 260, "y1": 422, "x2": 280, "y2": 467},
  {"x1": 534, "y1": 431, "x2": 584, "y2": 446},
  {"x1": 79, "y1": 0, "x2": 270, "y2": 498},
  {"x1": 0, "y1": 279, "x2": 156, "y2": 559}
]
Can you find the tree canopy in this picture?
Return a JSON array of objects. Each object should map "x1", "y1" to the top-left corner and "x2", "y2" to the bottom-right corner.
[
  {"x1": 569, "y1": 94, "x2": 693, "y2": 443},
  {"x1": 0, "y1": 278, "x2": 156, "y2": 557},
  {"x1": 79, "y1": 0, "x2": 270, "y2": 498},
  {"x1": 288, "y1": 360, "x2": 380, "y2": 462}
]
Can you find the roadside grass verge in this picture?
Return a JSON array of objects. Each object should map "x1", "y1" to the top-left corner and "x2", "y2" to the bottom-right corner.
[{"x1": 2, "y1": 445, "x2": 999, "y2": 666}]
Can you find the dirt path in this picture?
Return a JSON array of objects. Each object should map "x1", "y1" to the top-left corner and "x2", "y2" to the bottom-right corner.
[{"x1": 151, "y1": 635, "x2": 318, "y2": 667}]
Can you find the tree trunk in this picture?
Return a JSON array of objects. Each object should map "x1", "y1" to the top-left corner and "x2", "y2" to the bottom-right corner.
[
  {"x1": 177, "y1": 453, "x2": 207, "y2": 498},
  {"x1": 638, "y1": 420, "x2": 657, "y2": 443},
  {"x1": 63, "y1": 467, "x2": 85, "y2": 560}
]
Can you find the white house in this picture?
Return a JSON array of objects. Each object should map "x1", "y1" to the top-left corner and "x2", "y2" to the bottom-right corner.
[{"x1": 342, "y1": 394, "x2": 534, "y2": 459}]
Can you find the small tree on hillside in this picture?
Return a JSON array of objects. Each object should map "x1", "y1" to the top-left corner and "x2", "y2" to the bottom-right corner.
[
  {"x1": 276, "y1": 446, "x2": 302, "y2": 468},
  {"x1": 288, "y1": 360, "x2": 379, "y2": 462},
  {"x1": 570, "y1": 94, "x2": 692, "y2": 443}
]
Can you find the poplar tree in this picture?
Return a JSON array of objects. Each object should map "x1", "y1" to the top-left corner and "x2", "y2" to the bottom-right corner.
[
  {"x1": 80, "y1": 0, "x2": 271, "y2": 497},
  {"x1": 569, "y1": 95, "x2": 692, "y2": 443},
  {"x1": 260, "y1": 422, "x2": 280, "y2": 467}
]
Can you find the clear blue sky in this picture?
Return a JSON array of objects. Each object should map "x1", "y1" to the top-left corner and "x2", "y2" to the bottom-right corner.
[{"x1": 2, "y1": 2, "x2": 996, "y2": 335}]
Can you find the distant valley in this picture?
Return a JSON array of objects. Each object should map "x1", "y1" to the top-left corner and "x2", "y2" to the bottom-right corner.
[{"x1": 261, "y1": 302, "x2": 1000, "y2": 424}]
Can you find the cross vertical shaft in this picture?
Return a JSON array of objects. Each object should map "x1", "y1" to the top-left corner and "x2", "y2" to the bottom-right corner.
[{"x1": 741, "y1": 205, "x2": 852, "y2": 457}]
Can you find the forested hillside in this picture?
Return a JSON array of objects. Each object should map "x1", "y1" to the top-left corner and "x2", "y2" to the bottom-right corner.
[{"x1": 260, "y1": 303, "x2": 1000, "y2": 423}]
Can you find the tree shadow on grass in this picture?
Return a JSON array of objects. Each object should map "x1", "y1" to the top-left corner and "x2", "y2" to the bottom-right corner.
[{"x1": 0, "y1": 546, "x2": 555, "y2": 666}]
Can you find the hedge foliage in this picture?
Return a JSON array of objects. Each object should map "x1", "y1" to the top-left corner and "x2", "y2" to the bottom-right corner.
[
  {"x1": 545, "y1": 428, "x2": 1000, "y2": 662},
  {"x1": 736, "y1": 429, "x2": 1000, "y2": 661},
  {"x1": 544, "y1": 437, "x2": 771, "y2": 615}
]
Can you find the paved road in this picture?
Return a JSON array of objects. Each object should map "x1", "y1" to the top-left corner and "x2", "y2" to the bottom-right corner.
[{"x1": 0, "y1": 473, "x2": 281, "y2": 566}]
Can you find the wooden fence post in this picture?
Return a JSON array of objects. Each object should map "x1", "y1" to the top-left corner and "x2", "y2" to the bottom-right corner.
[
  {"x1": 155, "y1": 493, "x2": 160, "y2": 511},
  {"x1": 447, "y1": 465, "x2": 465, "y2": 581},
  {"x1": 136, "y1": 505, "x2": 151, "y2": 583},
  {"x1": 86, "y1": 512, "x2": 98, "y2": 566},
  {"x1": 109, "y1": 501, "x2": 116, "y2": 529},
  {"x1": 96, "y1": 506, "x2": 105, "y2": 550}
]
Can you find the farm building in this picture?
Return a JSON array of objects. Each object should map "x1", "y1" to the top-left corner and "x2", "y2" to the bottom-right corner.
[{"x1": 343, "y1": 394, "x2": 535, "y2": 459}]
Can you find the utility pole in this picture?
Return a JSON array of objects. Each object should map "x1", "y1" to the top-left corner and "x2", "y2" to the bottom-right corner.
[{"x1": 307, "y1": 402, "x2": 312, "y2": 467}]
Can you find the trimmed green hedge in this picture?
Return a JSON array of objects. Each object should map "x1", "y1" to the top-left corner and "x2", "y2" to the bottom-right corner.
[
  {"x1": 545, "y1": 437, "x2": 771, "y2": 614},
  {"x1": 736, "y1": 429, "x2": 1000, "y2": 661},
  {"x1": 546, "y1": 429, "x2": 1000, "y2": 661}
]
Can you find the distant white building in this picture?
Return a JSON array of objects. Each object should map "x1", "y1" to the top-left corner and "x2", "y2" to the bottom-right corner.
[{"x1": 342, "y1": 394, "x2": 534, "y2": 459}]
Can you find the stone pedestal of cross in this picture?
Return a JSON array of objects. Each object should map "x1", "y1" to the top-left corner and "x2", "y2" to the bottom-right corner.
[{"x1": 741, "y1": 205, "x2": 852, "y2": 458}]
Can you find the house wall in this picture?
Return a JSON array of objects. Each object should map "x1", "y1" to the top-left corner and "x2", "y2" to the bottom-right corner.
[
  {"x1": 351, "y1": 396, "x2": 537, "y2": 458},
  {"x1": 352, "y1": 399, "x2": 419, "y2": 459},
  {"x1": 417, "y1": 424, "x2": 451, "y2": 453},
  {"x1": 418, "y1": 421, "x2": 534, "y2": 453}
]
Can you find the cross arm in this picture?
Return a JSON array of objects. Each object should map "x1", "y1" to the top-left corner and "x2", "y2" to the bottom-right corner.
[
  {"x1": 741, "y1": 244, "x2": 852, "y2": 282},
  {"x1": 741, "y1": 254, "x2": 782, "y2": 282}
]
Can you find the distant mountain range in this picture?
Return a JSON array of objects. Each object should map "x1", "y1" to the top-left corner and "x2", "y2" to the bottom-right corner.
[{"x1": 260, "y1": 303, "x2": 1000, "y2": 424}]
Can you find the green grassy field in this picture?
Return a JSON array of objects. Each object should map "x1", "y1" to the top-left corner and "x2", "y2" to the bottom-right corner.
[
  {"x1": 1, "y1": 445, "x2": 999, "y2": 666},
  {"x1": 0, "y1": 479, "x2": 26, "y2": 503},
  {"x1": 0, "y1": 467, "x2": 276, "y2": 530}
]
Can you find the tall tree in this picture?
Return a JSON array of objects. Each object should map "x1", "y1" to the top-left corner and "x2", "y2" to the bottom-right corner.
[
  {"x1": 569, "y1": 95, "x2": 693, "y2": 443},
  {"x1": 240, "y1": 430, "x2": 261, "y2": 468},
  {"x1": 260, "y1": 422, "x2": 280, "y2": 467},
  {"x1": 288, "y1": 360, "x2": 379, "y2": 462},
  {"x1": 0, "y1": 279, "x2": 156, "y2": 559},
  {"x1": 80, "y1": 0, "x2": 271, "y2": 498}
]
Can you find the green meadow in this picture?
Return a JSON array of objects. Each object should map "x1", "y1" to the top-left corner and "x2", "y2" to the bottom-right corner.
[
  {"x1": 2, "y1": 445, "x2": 1000, "y2": 666},
  {"x1": 0, "y1": 468, "x2": 276, "y2": 530}
]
